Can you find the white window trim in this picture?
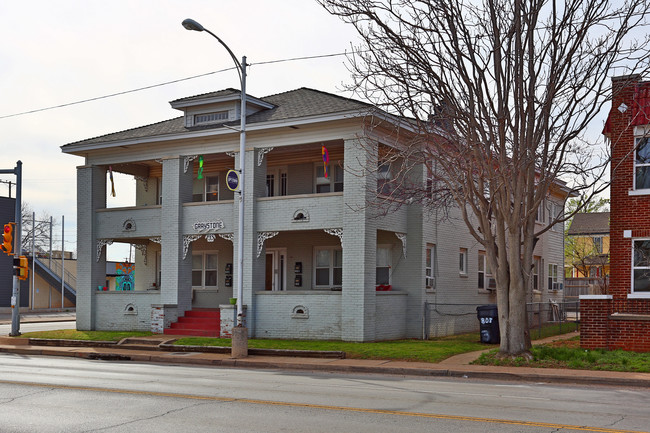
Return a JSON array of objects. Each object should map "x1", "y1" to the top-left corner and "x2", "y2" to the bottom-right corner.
[
  {"x1": 192, "y1": 251, "x2": 219, "y2": 289},
  {"x1": 376, "y1": 244, "x2": 392, "y2": 285},
  {"x1": 633, "y1": 137, "x2": 650, "y2": 191},
  {"x1": 459, "y1": 248, "x2": 468, "y2": 276},
  {"x1": 266, "y1": 166, "x2": 288, "y2": 197},
  {"x1": 632, "y1": 238, "x2": 650, "y2": 294},
  {"x1": 548, "y1": 263, "x2": 559, "y2": 291},
  {"x1": 425, "y1": 244, "x2": 437, "y2": 290},
  {"x1": 314, "y1": 163, "x2": 343, "y2": 194},
  {"x1": 313, "y1": 246, "x2": 342, "y2": 289},
  {"x1": 193, "y1": 175, "x2": 219, "y2": 202},
  {"x1": 478, "y1": 252, "x2": 495, "y2": 290}
]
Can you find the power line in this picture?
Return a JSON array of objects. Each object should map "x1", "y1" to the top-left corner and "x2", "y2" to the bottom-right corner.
[{"x1": 0, "y1": 51, "x2": 349, "y2": 120}]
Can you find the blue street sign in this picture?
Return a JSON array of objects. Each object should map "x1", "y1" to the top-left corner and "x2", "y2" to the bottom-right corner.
[{"x1": 226, "y1": 169, "x2": 240, "y2": 191}]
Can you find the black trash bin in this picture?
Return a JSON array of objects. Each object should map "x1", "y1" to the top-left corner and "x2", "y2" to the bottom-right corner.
[{"x1": 476, "y1": 304, "x2": 500, "y2": 344}]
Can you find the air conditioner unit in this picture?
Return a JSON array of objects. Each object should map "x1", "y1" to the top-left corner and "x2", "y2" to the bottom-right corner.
[
  {"x1": 426, "y1": 276, "x2": 436, "y2": 289},
  {"x1": 488, "y1": 278, "x2": 497, "y2": 290},
  {"x1": 552, "y1": 282, "x2": 564, "y2": 291}
]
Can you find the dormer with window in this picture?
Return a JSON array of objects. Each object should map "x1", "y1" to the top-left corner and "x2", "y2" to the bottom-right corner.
[{"x1": 170, "y1": 88, "x2": 275, "y2": 128}]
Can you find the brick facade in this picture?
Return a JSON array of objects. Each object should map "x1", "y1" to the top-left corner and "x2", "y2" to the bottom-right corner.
[{"x1": 581, "y1": 75, "x2": 650, "y2": 352}]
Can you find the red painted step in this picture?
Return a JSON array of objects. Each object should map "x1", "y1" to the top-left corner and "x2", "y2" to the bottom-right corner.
[{"x1": 164, "y1": 309, "x2": 221, "y2": 337}]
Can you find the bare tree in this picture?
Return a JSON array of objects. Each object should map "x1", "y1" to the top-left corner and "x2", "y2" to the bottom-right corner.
[
  {"x1": 320, "y1": 0, "x2": 650, "y2": 355},
  {"x1": 21, "y1": 202, "x2": 58, "y2": 255}
]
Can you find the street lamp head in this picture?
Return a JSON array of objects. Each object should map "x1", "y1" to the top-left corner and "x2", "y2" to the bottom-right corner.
[{"x1": 182, "y1": 18, "x2": 204, "y2": 32}]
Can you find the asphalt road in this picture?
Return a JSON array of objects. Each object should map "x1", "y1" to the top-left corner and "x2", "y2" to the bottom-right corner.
[{"x1": 0, "y1": 353, "x2": 648, "y2": 433}]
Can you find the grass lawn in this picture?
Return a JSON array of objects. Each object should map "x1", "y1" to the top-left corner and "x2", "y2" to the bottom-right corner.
[
  {"x1": 16, "y1": 329, "x2": 153, "y2": 342},
  {"x1": 174, "y1": 332, "x2": 488, "y2": 363},
  {"x1": 11, "y1": 321, "x2": 577, "y2": 364},
  {"x1": 473, "y1": 337, "x2": 650, "y2": 373}
]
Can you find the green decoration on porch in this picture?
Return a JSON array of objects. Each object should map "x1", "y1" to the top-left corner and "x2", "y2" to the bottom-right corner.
[{"x1": 198, "y1": 155, "x2": 204, "y2": 180}]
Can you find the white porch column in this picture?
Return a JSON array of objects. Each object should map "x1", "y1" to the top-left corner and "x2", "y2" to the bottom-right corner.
[
  {"x1": 342, "y1": 138, "x2": 378, "y2": 342},
  {"x1": 76, "y1": 165, "x2": 106, "y2": 330},
  {"x1": 160, "y1": 157, "x2": 193, "y2": 321}
]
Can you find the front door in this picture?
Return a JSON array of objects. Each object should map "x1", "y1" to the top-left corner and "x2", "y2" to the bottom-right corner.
[{"x1": 265, "y1": 248, "x2": 286, "y2": 291}]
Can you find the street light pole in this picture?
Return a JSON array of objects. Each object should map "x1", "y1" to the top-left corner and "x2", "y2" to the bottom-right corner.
[{"x1": 182, "y1": 19, "x2": 248, "y2": 355}]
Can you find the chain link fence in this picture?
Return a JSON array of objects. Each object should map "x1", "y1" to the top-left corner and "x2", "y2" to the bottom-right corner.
[{"x1": 423, "y1": 300, "x2": 580, "y2": 340}]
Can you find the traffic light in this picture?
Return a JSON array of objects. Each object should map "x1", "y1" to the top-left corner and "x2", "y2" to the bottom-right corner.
[
  {"x1": 1, "y1": 224, "x2": 13, "y2": 255},
  {"x1": 13, "y1": 256, "x2": 28, "y2": 281}
]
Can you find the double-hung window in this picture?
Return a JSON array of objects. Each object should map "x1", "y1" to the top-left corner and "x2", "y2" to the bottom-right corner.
[
  {"x1": 377, "y1": 163, "x2": 392, "y2": 195},
  {"x1": 533, "y1": 257, "x2": 541, "y2": 291},
  {"x1": 547, "y1": 264, "x2": 558, "y2": 290},
  {"x1": 192, "y1": 176, "x2": 219, "y2": 202},
  {"x1": 425, "y1": 244, "x2": 436, "y2": 289},
  {"x1": 376, "y1": 246, "x2": 391, "y2": 285},
  {"x1": 635, "y1": 137, "x2": 650, "y2": 190},
  {"x1": 633, "y1": 239, "x2": 650, "y2": 292},
  {"x1": 314, "y1": 247, "x2": 342, "y2": 288},
  {"x1": 192, "y1": 253, "x2": 218, "y2": 288},
  {"x1": 478, "y1": 252, "x2": 495, "y2": 290},
  {"x1": 315, "y1": 164, "x2": 343, "y2": 193},
  {"x1": 593, "y1": 236, "x2": 603, "y2": 254}
]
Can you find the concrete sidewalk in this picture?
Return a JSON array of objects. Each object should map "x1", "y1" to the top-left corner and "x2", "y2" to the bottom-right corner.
[
  {"x1": 0, "y1": 310, "x2": 76, "y2": 325},
  {"x1": 0, "y1": 330, "x2": 649, "y2": 388}
]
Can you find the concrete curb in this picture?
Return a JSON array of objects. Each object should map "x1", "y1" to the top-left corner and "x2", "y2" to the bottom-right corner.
[{"x1": 1, "y1": 343, "x2": 649, "y2": 388}]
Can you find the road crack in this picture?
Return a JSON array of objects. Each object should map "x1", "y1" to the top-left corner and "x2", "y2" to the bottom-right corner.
[{"x1": 79, "y1": 401, "x2": 213, "y2": 432}]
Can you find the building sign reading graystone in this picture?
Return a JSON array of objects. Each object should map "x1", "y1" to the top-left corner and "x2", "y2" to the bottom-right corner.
[{"x1": 193, "y1": 220, "x2": 225, "y2": 232}]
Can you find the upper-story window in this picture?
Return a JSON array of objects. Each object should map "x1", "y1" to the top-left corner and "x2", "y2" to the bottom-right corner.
[
  {"x1": 633, "y1": 239, "x2": 650, "y2": 292},
  {"x1": 315, "y1": 164, "x2": 343, "y2": 193},
  {"x1": 377, "y1": 163, "x2": 392, "y2": 195},
  {"x1": 194, "y1": 111, "x2": 229, "y2": 125},
  {"x1": 192, "y1": 176, "x2": 219, "y2": 202},
  {"x1": 535, "y1": 200, "x2": 545, "y2": 223},
  {"x1": 593, "y1": 236, "x2": 603, "y2": 254},
  {"x1": 547, "y1": 201, "x2": 562, "y2": 231},
  {"x1": 533, "y1": 257, "x2": 541, "y2": 291},
  {"x1": 635, "y1": 137, "x2": 650, "y2": 190},
  {"x1": 267, "y1": 168, "x2": 288, "y2": 197}
]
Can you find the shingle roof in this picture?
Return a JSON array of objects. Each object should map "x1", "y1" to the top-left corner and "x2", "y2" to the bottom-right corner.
[
  {"x1": 63, "y1": 88, "x2": 375, "y2": 148},
  {"x1": 567, "y1": 212, "x2": 610, "y2": 235}
]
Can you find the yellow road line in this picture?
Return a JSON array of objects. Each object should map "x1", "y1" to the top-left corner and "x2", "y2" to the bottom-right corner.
[{"x1": 0, "y1": 379, "x2": 646, "y2": 433}]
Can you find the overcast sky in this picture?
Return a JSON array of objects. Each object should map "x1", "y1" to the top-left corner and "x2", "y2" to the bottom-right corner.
[{"x1": 0, "y1": 0, "x2": 360, "y2": 260}]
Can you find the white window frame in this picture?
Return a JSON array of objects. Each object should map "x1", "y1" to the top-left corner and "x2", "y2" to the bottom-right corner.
[
  {"x1": 535, "y1": 200, "x2": 545, "y2": 223},
  {"x1": 192, "y1": 175, "x2": 219, "y2": 202},
  {"x1": 478, "y1": 252, "x2": 496, "y2": 290},
  {"x1": 548, "y1": 201, "x2": 563, "y2": 232},
  {"x1": 376, "y1": 245, "x2": 392, "y2": 285},
  {"x1": 377, "y1": 162, "x2": 392, "y2": 195},
  {"x1": 266, "y1": 167, "x2": 288, "y2": 197},
  {"x1": 634, "y1": 137, "x2": 650, "y2": 191},
  {"x1": 313, "y1": 246, "x2": 343, "y2": 289},
  {"x1": 632, "y1": 239, "x2": 650, "y2": 293},
  {"x1": 533, "y1": 256, "x2": 541, "y2": 291},
  {"x1": 547, "y1": 263, "x2": 559, "y2": 290},
  {"x1": 593, "y1": 236, "x2": 603, "y2": 254},
  {"x1": 425, "y1": 244, "x2": 436, "y2": 290},
  {"x1": 459, "y1": 248, "x2": 468, "y2": 276},
  {"x1": 194, "y1": 110, "x2": 229, "y2": 125},
  {"x1": 192, "y1": 252, "x2": 219, "y2": 289},
  {"x1": 314, "y1": 163, "x2": 343, "y2": 194}
]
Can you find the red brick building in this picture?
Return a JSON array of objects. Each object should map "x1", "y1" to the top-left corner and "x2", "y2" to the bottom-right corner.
[{"x1": 581, "y1": 75, "x2": 650, "y2": 352}]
